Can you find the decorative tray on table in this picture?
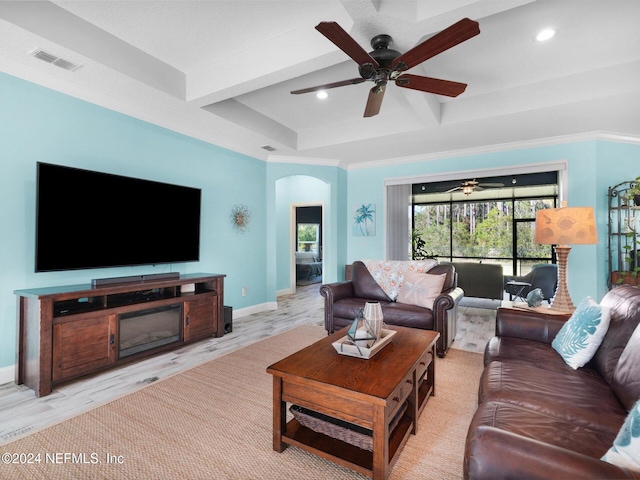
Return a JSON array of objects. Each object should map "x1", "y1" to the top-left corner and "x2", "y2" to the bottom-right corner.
[{"x1": 332, "y1": 329, "x2": 396, "y2": 359}]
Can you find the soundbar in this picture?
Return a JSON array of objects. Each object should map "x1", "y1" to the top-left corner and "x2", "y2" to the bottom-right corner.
[
  {"x1": 92, "y1": 272, "x2": 180, "y2": 287},
  {"x1": 142, "y1": 272, "x2": 180, "y2": 281}
]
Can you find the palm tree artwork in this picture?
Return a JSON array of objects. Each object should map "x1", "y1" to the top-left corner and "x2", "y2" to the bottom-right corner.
[{"x1": 353, "y1": 204, "x2": 376, "y2": 236}]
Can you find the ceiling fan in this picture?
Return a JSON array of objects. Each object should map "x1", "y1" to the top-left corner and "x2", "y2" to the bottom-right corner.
[
  {"x1": 291, "y1": 18, "x2": 480, "y2": 117},
  {"x1": 446, "y1": 179, "x2": 505, "y2": 196}
]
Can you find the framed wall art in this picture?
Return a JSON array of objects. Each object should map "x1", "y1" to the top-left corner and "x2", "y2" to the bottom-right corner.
[{"x1": 353, "y1": 203, "x2": 376, "y2": 236}]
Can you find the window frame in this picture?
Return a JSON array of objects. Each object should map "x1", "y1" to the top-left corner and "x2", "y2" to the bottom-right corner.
[{"x1": 411, "y1": 195, "x2": 557, "y2": 276}]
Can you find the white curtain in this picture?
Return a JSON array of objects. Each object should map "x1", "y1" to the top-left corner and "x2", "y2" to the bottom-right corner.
[{"x1": 386, "y1": 184, "x2": 411, "y2": 260}]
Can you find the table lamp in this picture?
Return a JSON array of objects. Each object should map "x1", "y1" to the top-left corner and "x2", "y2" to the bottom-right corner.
[{"x1": 534, "y1": 203, "x2": 598, "y2": 312}]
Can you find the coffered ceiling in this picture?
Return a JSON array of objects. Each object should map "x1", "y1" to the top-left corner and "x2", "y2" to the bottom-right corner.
[{"x1": 1, "y1": 0, "x2": 639, "y2": 169}]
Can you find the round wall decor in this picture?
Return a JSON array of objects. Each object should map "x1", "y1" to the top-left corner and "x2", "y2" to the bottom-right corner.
[{"x1": 231, "y1": 204, "x2": 251, "y2": 234}]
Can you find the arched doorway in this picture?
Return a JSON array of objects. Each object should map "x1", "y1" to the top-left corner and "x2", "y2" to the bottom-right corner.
[{"x1": 275, "y1": 175, "x2": 330, "y2": 295}]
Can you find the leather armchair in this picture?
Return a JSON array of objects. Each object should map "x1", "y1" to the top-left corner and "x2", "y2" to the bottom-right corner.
[{"x1": 320, "y1": 261, "x2": 463, "y2": 357}]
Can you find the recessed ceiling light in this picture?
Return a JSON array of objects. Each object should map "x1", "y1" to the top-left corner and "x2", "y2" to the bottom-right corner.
[
  {"x1": 316, "y1": 91, "x2": 328, "y2": 99},
  {"x1": 536, "y1": 28, "x2": 556, "y2": 42}
]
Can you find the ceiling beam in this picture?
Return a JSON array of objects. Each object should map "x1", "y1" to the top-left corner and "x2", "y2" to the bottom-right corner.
[{"x1": 0, "y1": 1, "x2": 185, "y2": 99}]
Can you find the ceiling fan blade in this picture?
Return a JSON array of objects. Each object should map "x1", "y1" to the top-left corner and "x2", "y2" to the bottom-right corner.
[
  {"x1": 395, "y1": 74, "x2": 467, "y2": 97},
  {"x1": 391, "y1": 18, "x2": 480, "y2": 71},
  {"x1": 445, "y1": 187, "x2": 462, "y2": 193},
  {"x1": 316, "y1": 22, "x2": 380, "y2": 69},
  {"x1": 363, "y1": 86, "x2": 385, "y2": 117},
  {"x1": 478, "y1": 183, "x2": 505, "y2": 187},
  {"x1": 291, "y1": 77, "x2": 366, "y2": 95}
]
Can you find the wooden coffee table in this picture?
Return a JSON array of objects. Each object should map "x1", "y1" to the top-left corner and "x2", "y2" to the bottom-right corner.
[{"x1": 267, "y1": 326, "x2": 439, "y2": 479}]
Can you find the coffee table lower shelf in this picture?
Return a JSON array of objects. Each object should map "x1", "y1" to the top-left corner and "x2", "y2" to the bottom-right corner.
[
  {"x1": 283, "y1": 414, "x2": 414, "y2": 477},
  {"x1": 282, "y1": 379, "x2": 433, "y2": 478}
]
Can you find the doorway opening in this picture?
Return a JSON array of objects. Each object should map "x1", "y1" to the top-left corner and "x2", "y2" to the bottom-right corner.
[{"x1": 292, "y1": 204, "x2": 323, "y2": 289}]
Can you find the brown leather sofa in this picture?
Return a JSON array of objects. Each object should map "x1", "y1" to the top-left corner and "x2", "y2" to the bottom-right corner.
[
  {"x1": 464, "y1": 285, "x2": 640, "y2": 479},
  {"x1": 320, "y1": 261, "x2": 463, "y2": 358}
]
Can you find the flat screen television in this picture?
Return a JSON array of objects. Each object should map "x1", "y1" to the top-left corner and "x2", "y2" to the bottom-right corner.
[{"x1": 36, "y1": 162, "x2": 202, "y2": 272}]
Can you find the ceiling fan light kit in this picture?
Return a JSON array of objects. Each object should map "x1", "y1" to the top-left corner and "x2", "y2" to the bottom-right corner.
[
  {"x1": 446, "y1": 179, "x2": 506, "y2": 195},
  {"x1": 292, "y1": 18, "x2": 480, "y2": 117}
]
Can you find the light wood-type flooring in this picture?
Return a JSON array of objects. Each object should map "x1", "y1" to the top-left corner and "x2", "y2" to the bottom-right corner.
[{"x1": 0, "y1": 284, "x2": 495, "y2": 445}]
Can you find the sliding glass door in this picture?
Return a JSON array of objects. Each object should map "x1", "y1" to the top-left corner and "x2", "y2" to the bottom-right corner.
[{"x1": 411, "y1": 173, "x2": 558, "y2": 276}]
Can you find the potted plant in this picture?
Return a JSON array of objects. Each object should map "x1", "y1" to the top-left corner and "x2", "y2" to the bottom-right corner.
[
  {"x1": 613, "y1": 231, "x2": 640, "y2": 286},
  {"x1": 613, "y1": 269, "x2": 640, "y2": 286},
  {"x1": 629, "y1": 175, "x2": 640, "y2": 206},
  {"x1": 411, "y1": 230, "x2": 437, "y2": 260}
]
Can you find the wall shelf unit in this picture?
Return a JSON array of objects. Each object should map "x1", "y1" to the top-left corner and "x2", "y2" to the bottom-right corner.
[
  {"x1": 15, "y1": 272, "x2": 225, "y2": 397},
  {"x1": 608, "y1": 181, "x2": 639, "y2": 288}
]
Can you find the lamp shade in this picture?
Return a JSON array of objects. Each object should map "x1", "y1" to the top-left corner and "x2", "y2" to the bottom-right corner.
[{"x1": 535, "y1": 207, "x2": 598, "y2": 246}]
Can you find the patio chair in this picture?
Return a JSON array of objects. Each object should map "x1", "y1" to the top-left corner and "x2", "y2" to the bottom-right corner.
[{"x1": 504, "y1": 263, "x2": 558, "y2": 302}]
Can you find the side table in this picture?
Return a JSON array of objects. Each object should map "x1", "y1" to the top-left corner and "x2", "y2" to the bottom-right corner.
[{"x1": 505, "y1": 280, "x2": 531, "y2": 302}]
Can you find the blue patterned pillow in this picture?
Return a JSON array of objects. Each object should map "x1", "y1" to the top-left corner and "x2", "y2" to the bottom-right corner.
[
  {"x1": 551, "y1": 297, "x2": 610, "y2": 369},
  {"x1": 602, "y1": 399, "x2": 640, "y2": 471}
]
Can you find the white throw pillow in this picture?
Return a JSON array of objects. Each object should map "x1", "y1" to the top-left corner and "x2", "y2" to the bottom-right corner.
[
  {"x1": 396, "y1": 272, "x2": 446, "y2": 310},
  {"x1": 551, "y1": 296, "x2": 610, "y2": 369},
  {"x1": 602, "y1": 399, "x2": 640, "y2": 472}
]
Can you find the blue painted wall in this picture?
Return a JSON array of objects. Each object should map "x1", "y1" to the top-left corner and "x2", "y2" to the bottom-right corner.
[
  {"x1": 267, "y1": 162, "x2": 348, "y2": 294},
  {"x1": 1, "y1": 70, "x2": 638, "y2": 375},
  {"x1": 0, "y1": 72, "x2": 267, "y2": 370},
  {"x1": 346, "y1": 141, "x2": 640, "y2": 302}
]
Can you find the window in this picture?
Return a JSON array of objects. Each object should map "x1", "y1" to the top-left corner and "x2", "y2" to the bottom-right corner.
[
  {"x1": 414, "y1": 204, "x2": 451, "y2": 257},
  {"x1": 297, "y1": 223, "x2": 319, "y2": 253},
  {"x1": 411, "y1": 173, "x2": 558, "y2": 276}
]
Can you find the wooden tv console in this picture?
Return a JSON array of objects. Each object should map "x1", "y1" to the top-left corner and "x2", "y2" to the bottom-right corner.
[{"x1": 15, "y1": 273, "x2": 225, "y2": 397}]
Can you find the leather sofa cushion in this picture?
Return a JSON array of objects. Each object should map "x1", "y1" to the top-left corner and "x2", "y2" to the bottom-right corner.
[
  {"x1": 479, "y1": 361, "x2": 627, "y2": 431},
  {"x1": 611, "y1": 324, "x2": 640, "y2": 410},
  {"x1": 484, "y1": 336, "x2": 571, "y2": 370},
  {"x1": 381, "y1": 302, "x2": 434, "y2": 329},
  {"x1": 469, "y1": 401, "x2": 618, "y2": 459},
  {"x1": 351, "y1": 261, "x2": 391, "y2": 302},
  {"x1": 592, "y1": 285, "x2": 640, "y2": 386},
  {"x1": 495, "y1": 308, "x2": 568, "y2": 343},
  {"x1": 332, "y1": 299, "x2": 435, "y2": 330},
  {"x1": 332, "y1": 297, "x2": 392, "y2": 323}
]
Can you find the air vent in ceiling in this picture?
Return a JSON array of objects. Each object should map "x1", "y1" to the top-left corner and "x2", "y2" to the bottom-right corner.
[
  {"x1": 261, "y1": 145, "x2": 276, "y2": 152},
  {"x1": 29, "y1": 48, "x2": 82, "y2": 72}
]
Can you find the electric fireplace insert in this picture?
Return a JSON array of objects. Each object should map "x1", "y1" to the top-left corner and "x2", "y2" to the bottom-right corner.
[{"x1": 119, "y1": 304, "x2": 181, "y2": 358}]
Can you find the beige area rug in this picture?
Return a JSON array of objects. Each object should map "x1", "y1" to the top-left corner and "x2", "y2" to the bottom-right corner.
[{"x1": 0, "y1": 325, "x2": 483, "y2": 479}]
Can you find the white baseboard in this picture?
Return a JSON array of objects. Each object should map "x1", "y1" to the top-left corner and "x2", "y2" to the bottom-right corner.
[
  {"x1": 277, "y1": 288, "x2": 293, "y2": 297},
  {"x1": 0, "y1": 364, "x2": 15, "y2": 386},
  {"x1": 233, "y1": 301, "x2": 278, "y2": 319}
]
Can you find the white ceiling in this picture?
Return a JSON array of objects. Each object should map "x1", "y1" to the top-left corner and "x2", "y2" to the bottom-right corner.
[{"x1": 1, "y1": 0, "x2": 639, "y2": 169}]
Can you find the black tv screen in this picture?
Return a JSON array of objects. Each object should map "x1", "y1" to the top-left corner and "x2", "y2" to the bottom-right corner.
[{"x1": 36, "y1": 162, "x2": 201, "y2": 272}]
